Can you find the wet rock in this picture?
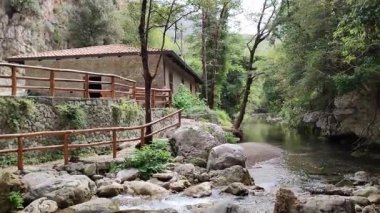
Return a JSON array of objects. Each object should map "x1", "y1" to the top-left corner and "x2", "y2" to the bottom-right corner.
[
  {"x1": 174, "y1": 163, "x2": 198, "y2": 184},
  {"x1": 116, "y1": 169, "x2": 140, "y2": 183},
  {"x1": 65, "y1": 198, "x2": 119, "y2": 213},
  {"x1": 20, "y1": 197, "x2": 58, "y2": 213},
  {"x1": 273, "y1": 188, "x2": 300, "y2": 213},
  {"x1": 207, "y1": 144, "x2": 247, "y2": 171},
  {"x1": 23, "y1": 171, "x2": 96, "y2": 208},
  {"x1": 124, "y1": 181, "x2": 169, "y2": 197},
  {"x1": 362, "y1": 205, "x2": 380, "y2": 213},
  {"x1": 148, "y1": 178, "x2": 171, "y2": 190},
  {"x1": 353, "y1": 186, "x2": 379, "y2": 197},
  {"x1": 173, "y1": 156, "x2": 184, "y2": 163},
  {"x1": 152, "y1": 172, "x2": 174, "y2": 182},
  {"x1": 355, "y1": 204, "x2": 363, "y2": 212},
  {"x1": 222, "y1": 182, "x2": 249, "y2": 196},
  {"x1": 301, "y1": 195, "x2": 355, "y2": 213},
  {"x1": 91, "y1": 174, "x2": 104, "y2": 181},
  {"x1": 97, "y1": 182, "x2": 124, "y2": 198},
  {"x1": 169, "y1": 180, "x2": 191, "y2": 192},
  {"x1": 183, "y1": 182, "x2": 212, "y2": 198},
  {"x1": 209, "y1": 165, "x2": 253, "y2": 186},
  {"x1": 368, "y1": 194, "x2": 380, "y2": 204},
  {"x1": 83, "y1": 163, "x2": 97, "y2": 176},
  {"x1": 169, "y1": 121, "x2": 226, "y2": 167},
  {"x1": 349, "y1": 196, "x2": 370, "y2": 206},
  {"x1": 198, "y1": 172, "x2": 210, "y2": 182},
  {"x1": 306, "y1": 186, "x2": 353, "y2": 196}
]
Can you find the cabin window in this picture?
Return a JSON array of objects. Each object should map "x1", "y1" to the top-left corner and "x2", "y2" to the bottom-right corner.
[{"x1": 88, "y1": 75, "x2": 102, "y2": 98}]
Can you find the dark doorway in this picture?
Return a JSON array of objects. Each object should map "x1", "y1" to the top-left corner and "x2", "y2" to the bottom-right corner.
[
  {"x1": 169, "y1": 71, "x2": 173, "y2": 92},
  {"x1": 89, "y1": 75, "x2": 102, "y2": 98}
]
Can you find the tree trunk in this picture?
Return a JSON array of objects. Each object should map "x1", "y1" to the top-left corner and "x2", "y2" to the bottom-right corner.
[
  {"x1": 233, "y1": 75, "x2": 254, "y2": 131},
  {"x1": 201, "y1": 8, "x2": 208, "y2": 101}
]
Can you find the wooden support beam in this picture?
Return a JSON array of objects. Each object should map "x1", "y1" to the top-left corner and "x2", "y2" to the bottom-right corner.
[
  {"x1": 17, "y1": 137, "x2": 23, "y2": 170},
  {"x1": 11, "y1": 66, "x2": 17, "y2": 96}
]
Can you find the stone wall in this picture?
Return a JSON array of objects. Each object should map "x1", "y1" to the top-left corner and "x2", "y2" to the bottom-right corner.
[{"x1": 0, "y1": 97, "x2": 178, "y2": 149}]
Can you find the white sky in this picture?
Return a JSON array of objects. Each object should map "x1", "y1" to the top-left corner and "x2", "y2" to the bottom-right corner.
[{"x1": 230, "y1": 0, "x2": 265, "y2": 35}]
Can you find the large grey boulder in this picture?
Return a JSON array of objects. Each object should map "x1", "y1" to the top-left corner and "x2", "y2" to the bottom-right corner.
[
  {"x1": 116, "y1": 169, "x2": 140, "y2": 183},
  {"x1": 23, "y1": 171, "x2": 96, "y2": 208},
  {"x1": 183, "y1": 182, "x2": 212, "y2": 198},
  {"x1": 301, "y1": 195, "x2": 355, "y2": 213},
  {"x1": 207, "y1": 144, "x2": 247, "y2": 171},
  {"x1": 209, "y1": 165, "x2": 253, "y2": 186},
  {"x1": 169, "y1": 121, "x2": 226, "y2": 167},
  {"x1": 20, "y1": 197, "x2": 58, "y2": 213},
  {"x1": 65, "y1": 198, "x2": 119, "y2": 213},
  {"x1": 124, "y1": 181, "x2": 169, "y2": 197},
  {"x1": 97, "y1": 182, "x2": 124, "y2": 198}
]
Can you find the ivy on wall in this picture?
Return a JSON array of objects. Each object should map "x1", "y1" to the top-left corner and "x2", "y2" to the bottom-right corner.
[
  {"x1": 0, "y1": 98, "x2": 36, "y2": 133},
  {"x1": 56, "y1": 104, "x2": 87, "y2": 129},
  {"x1": 111, "y1": 100, "x2": 143, "y2": 125}
]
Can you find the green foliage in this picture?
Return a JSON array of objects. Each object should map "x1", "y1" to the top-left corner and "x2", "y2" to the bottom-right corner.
[
  {"x1": 214, "y1": 109, "x2": 232, "y2": 127},
  {"x1": 111, "y1": 100, "x2": 143, "y2": 125},
  {"x1": 8, "y1": 191, "x2": 23, "y2": 211},
  {"x1": 0, "y1": 98, "x2": 36, "y2": 133},
  {"x1": 10, "y1": 0, "x2": 40, "y2": 16},
  {"x1": 56, "y1": 104, "x2": 87, "y2": 129},
  {"x1": 124, "y1": 139, "x2": 172, "y2": 180},
  {"x1": 68, "y1": 0, "x2": 123, "y2": 47},
  {"x1": 173, "y1": 84, "x2": 206, "y2": 110},
  {"x1": 224, "y1": 131, "x2": 239, "y2": 144},
  {"x1": 0, "y1": 150, "x2": 64, "y2": 167}
]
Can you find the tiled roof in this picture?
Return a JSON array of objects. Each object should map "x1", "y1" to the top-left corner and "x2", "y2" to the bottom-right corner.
[{"x1": 7, "y1": 44, "x2": 163, "y2": 60}]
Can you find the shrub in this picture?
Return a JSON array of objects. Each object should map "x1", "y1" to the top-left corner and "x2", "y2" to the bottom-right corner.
[
  {"x1": 173, "y1": 84, "x2": 206, "y2": 110},
  {"x1": 10, "y1": 0, "x2": 40, "y2": 16},
  {"x1": 0, "y1": 98, "x2": 36, "y2": 133},
  {"x1": 124, "y1": 139, "x2": 172, "y2": 180},
  {"x1": 8, "y1": 191, "x2": 23, "y2": 211},
  {"x1": 224, "y1": 132, "x2": 239, "y2": 144},
  {"x1": 215, "y1": 109, "x2": 232, "y2": 127},
  {"x1": 112, "y1": 100, "x2": 143, "y2": 125},
  {"x1": 56, "y1": 104, "x2": 87, "y2": 129}
]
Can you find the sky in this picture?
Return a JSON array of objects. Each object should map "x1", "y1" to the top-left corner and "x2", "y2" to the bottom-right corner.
[{"x1": 230, "y1": 0, "x2": 265, "y2": 35}]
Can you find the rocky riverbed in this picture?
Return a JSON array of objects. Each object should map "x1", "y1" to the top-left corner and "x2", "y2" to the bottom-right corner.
[{"x1": 1, "y1": 119, "x2": 379, "y2": 213}]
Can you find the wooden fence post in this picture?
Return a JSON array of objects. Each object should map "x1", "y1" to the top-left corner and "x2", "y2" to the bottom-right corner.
[
  {"x1": 63, "y1": 133, "x2": 69, "y2": 165},
  {"x1": 178, "y1": 110, "x2": 182, "y2": 127},
  {"x1": 133, "y1": 82, "x2": 136, "y2": 99},
  {"x1": 151, "y1": 89, "x2": 155, "y2": 108},
  {"x1": 140, "y1": 127, "x2": 145, "y2": 147},
  {"x1": 17, "y1": 137, "x2": 24, "y2": 170},
  {"x1": 84, "y1": 74, "x2": 89, "y2": 98},
  {"x1": 11, "y1": 66, "x2": 17, "y2": 96},
  {"x1": 111, "y1": 76, "x2": 116, "y2": 99},
  {"x1": 49, "y1": 70, "x2": 55, "y2": 96},
  {"x1": 112, "y1": 130, "x2": 117, "y2": 158}
]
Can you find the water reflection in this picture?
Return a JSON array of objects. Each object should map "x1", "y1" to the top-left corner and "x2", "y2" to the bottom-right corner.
[{"x1": 243, "y1": 118, "x2": 380, "y2": 182}]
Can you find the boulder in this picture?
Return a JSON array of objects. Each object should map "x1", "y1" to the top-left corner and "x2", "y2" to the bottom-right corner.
[
  {"x1": 353, "y1": 186, "x2": 379, "y2": 197},
  {"x1": 169, "y1": 121, "x2": 226, "y2": 167},
  {"x1": 209, "y1": 165, "x2": 253, "y2": 186},
  {"x1": 222, "y1": 182, "x2": 249, "y2": 196},
  {"x1": 169, "y1": 180, "x2": 191, "y2": 192},
  {"x1": 152, "y1": 172, "x2": 175, "y2": 182},
  {"x1": 97, "y1": 182, "x2": 124, "y2": 198},
  {"x1": 207, "y1": 144, "x2": 247, "y2": 171},
  {"x1": 148, "y1": 178, "x2": 171, "y2": 190},
  {"x1": 273, "y1": 188, "x2": 300, "y2": 213},
  {"x1": 0, "y1": 172, "x2": 27, "y2": 213},
  {"x1": 183, "y1": 182, "x2": 212, "y2": 198},
  {"x1": 349, "y1": 196, "x2": 370, "y2": 206},
  {"x1": 124, "y1": 181, "x2": 169, "y2": 197},
  {"x1": 65, "y1": 198, "x2": 119, "y2": 213},
  {"x1": 174, "y1": 163, "x2": 198, "y2": 184},
  {"x1": 368, "y1": 194, "x2": 380, "y2": 204},
  {"x1": 20, "y1": 197, "x2": 58, "y2": 213},
  {"x1": 362, "y1": 205, "x2": 380, "y2": 213},
  {"x1": 301, "y1": 195, "x2": 355, "y2": 213},
  {"x1": 23, "y1": 171, "x2": 96, "y2": 208},
  {"x1": 83, "y1": 164, "x2": 97, "y2": 177},
  {"x1": 116, "y1": 169, "x2": 140, "y2": 183}
]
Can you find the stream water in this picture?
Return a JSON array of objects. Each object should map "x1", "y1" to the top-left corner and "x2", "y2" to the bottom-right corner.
[{"x1": 119, "y1": 117, "x2": 380, "y2": 212}]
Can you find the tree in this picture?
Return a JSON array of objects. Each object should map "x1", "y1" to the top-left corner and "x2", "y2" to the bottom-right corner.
[
  {"x1": 138, "y1": 0, "x2": 198, "y2": 145},
  {"x1": 233, "y1": 0, "x2": 284, "y2": 133},
  {"x1": 68, "y1": 0, "x2": 123, "y2": 47}
]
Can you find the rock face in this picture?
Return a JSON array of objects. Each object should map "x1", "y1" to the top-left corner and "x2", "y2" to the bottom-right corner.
[
  {"x1": 65, "y1": 198, "x2": 119, "y2": 213},
  {"x1": 21, "y1": 197, "x2": 58, "y2": 213},
  {"x1": 0, "y1": 172, "x2": 27, "y2": 213},
  {"x1": 207, "y1": 144, "x2": 247, "y2": 171},
  {"x1": 169, "y1": 121, "x2": 226, "y2": 167},
  {"x1": 302, "y1": 89, "x2": 380, "y2": 142},
  {"x1": 183, "y1": 182, "x2": 212, "y2": 198},
  {"x1": 22, "y1": 171, "x2": 96, "y2": 208},
  {"x1": 209, "y1": 165, "x2": 253, "y2": 186},
  {"x1": 124, "y1": 181, "x2": 169, "y2": 197}
]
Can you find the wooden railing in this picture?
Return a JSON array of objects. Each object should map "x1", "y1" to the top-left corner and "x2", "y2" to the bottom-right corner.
[
  {"x1": 0, "y1": 63, "x2": 171, "y2": 105},
  {"x1": 0, "y1": 109, "x2": 182, "y2": 170}
]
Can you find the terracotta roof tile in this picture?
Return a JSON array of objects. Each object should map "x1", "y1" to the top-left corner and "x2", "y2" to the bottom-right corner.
[{"x1": 7, "y1": 44, "x2": 163, "y2": 60}]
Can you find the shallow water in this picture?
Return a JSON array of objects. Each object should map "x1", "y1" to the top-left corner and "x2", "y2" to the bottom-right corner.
[{"x1": 118, "y1": 118, "x2": 380, "y2": 212}]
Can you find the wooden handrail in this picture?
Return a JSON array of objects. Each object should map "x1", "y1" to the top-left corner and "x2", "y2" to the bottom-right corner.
[{"x1": 0, "y1": 109, "x2": 183, "y2": 170}]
